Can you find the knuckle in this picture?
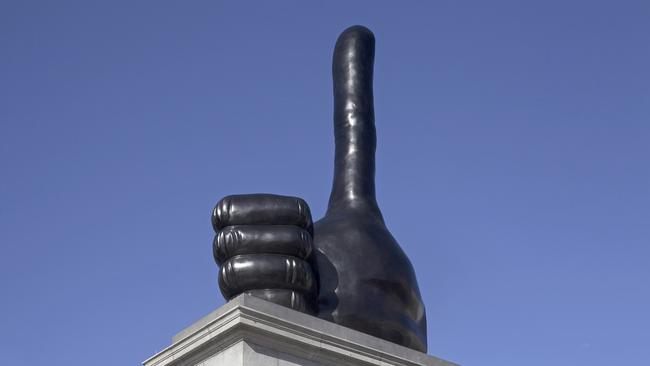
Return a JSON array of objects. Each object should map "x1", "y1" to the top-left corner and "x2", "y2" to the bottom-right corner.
[
  {"x1": 212, "y1": 235, "x2": 221, "y2": 264},
  {"x1": 294, "y1": 198, "x2": 313, "y2": 228},
  {"x1": 298, "y1": 229, "x2": 313, "y2": 259},
  {"x1": 218, "y1": 258, "x2": 239, "y2": 299},
  {"x1": 214, "y1": 227, "x2": 242, "y2": 264},
  {"x1": 212, "y1": 196, "x2": 233, "y2": 231},
  {"x1": 283, "y1": 257, "x2": 314, "y2": 290}
]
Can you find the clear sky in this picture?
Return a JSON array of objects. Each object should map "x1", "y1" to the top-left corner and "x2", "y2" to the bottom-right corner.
[{"x1": 1, "y1": 1, "x2": 648, "y2": 365}]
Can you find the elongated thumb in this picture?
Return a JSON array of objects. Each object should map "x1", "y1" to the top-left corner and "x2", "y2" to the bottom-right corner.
[{"x1": 328, "y1": 25, "x2": 378, "y2": 212}]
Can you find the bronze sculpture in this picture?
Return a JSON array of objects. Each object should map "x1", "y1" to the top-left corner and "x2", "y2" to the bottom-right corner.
[{"x1": 212, "y1": 25, "x2": 428, "y2": 352}]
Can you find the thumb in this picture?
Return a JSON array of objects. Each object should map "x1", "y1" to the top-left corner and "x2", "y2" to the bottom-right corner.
[{"x1": 328, "y1": 25, "x2": 378, "y2": 212}]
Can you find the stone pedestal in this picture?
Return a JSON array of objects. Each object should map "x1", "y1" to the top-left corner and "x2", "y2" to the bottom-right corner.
[{"x1": 144, "y1": 294, "x2": 458, "y2": 366}]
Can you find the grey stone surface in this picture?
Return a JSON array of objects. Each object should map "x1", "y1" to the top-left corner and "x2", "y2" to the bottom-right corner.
[{"x1": 143, "y1": 294, "x2": 458, "y2": 366}]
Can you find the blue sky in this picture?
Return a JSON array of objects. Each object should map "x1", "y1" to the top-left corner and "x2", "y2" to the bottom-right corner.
[{"x1": 1, "y1": 1, "x2": 648, "y2": 365}]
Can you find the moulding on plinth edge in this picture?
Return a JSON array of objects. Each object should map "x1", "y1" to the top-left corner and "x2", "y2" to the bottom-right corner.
[{"x1": 143, "y1": 294, "x2": 459, "y2": 366}]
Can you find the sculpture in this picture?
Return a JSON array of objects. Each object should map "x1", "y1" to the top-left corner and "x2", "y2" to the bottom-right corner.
[{"x1": 211, "y1": 25, "x2": 428, "y2": 352}]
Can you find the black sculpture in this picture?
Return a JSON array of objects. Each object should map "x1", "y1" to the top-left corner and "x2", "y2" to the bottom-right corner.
[{"x1": 212, "y1": 25, "x2": 428, "y2": 352}]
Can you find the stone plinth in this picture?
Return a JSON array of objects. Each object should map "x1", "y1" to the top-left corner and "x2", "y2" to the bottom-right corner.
[{"x1": 143, "y1": 294, "x2": 458, "y2": 366}]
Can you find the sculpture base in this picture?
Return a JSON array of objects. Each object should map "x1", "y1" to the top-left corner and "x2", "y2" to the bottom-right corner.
[{"x1": 143, "y1": 294, "x2": 458, "y2": 366}]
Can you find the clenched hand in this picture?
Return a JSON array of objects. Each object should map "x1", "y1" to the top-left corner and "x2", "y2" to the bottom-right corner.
[{"x1": 211, "y1": 26, "x2": 428, "y2": 352}]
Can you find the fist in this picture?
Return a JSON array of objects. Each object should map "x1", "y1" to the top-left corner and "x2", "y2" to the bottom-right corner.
[
  {"x1": 211, "y1": 26, "x2": 427, "y2": 353},
  {"x1": 212, "y1": 194, "x2": 317, "y2": 314}
]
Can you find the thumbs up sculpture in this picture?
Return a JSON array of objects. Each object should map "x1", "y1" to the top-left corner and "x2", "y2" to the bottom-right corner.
[{"x1": 211, "y1": 26, "x2": 427, "y2": 352}]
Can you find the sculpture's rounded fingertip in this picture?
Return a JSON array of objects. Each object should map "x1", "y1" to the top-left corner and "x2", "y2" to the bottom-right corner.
[
  {"x1": 335, "y1": 25, "x2": 375, "y2": 52},
  {"x1": 339, "y1": 25, "x2": 375, "y2": 41},
  {"x1": 333, "y1": 24, "x2": 376, "y2": 73}
]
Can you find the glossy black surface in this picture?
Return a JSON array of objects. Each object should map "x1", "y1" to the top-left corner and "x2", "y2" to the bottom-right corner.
[
  {"x1": 212, "y1": 194, "x2": 317, "y2": 313},
  {"x1": 212, "y1": 25, "x2": 427, "y2": 352}
]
